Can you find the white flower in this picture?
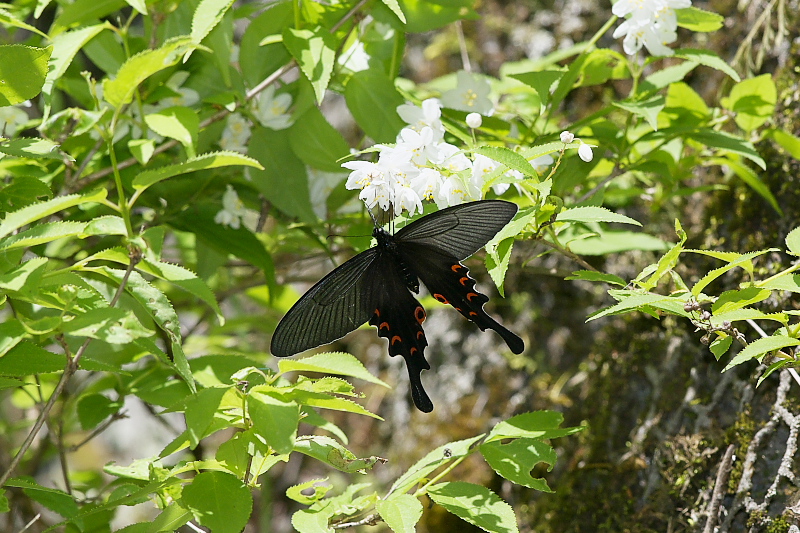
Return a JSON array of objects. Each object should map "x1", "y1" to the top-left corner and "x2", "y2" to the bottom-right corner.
[
  {"x1": 433, "y1": 142, "x2": 472, "y2": 173},
  {"x1": 532, "y1": 154, "x2": 554, "y2": 172},
  {"x1": 397, "y1": 98, "x2": 445, "y2": 142},
  {"x1": 214, "y1": 185, "x2": 249, "y2": 229},
  {"x1": 471, "y1": 154, "x2": 499, "y2": 187},
  {"x1": 466, "y1": 112, "x2": 482, "y2": 128},
  {"x1": 410, "y1": 168, "x2": 444, "y2": 201},
  {"x1": 219, "y1": 113, "x2": 251, "y2": 153},
  {"x1": 578, "y1": 141, "x2": 594, "y2": 162},
  {"x1": 393, "y1": 181, "x2": 423, "y2": 216},
  {"x1": 436, "y1": 175, "x2": 479, "y2": 208},
  {"x1": 560, "y1": 131, "x2": 575, "y2": 144},
  {"x1": 339, "y1": 40, "x2": 370, "y2": 72},
  {"x1": 612, "y1": 0, "x2": 690, "y2": 56},
  {"x1": 0, "y1": 105, "x2": 29, "y2": 137},
  {"x1": 343, "y1": 160, "x2": 392, "y2": 211},
  {"x1": 440, "y1": 71, "x2": 493, "y2": 114},
  {"x1": 254, "y1": 85, "x2": 293, "y2": 130},
  {"x1": 392, "y1": 127, "x2": 438, "y2": 166}
]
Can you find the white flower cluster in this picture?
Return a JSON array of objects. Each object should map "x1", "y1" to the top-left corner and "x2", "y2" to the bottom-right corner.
[
  {"x1": 612, "y1": 0, "x2": 691, "y2": 56},
  {"x1": 219, "y1": 85, "x2": 293, "y2": 154},
  {"x1": 343, "y1": 98, "x2": 552, "y2": 216}
]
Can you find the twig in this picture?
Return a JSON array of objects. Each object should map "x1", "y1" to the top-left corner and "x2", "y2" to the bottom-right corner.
[
  {"x1": 0, "y1": 252, "x2": 140, "y2": 488},
  {"x1": 332, "y1": 513, "x2": 381, "y2": 529},
  {"x1": 17, "y1": 513, "x2": 41, "y2": 533},
  {"x1": 703, "y1": 444, "x2": 735, "y2": 533}
]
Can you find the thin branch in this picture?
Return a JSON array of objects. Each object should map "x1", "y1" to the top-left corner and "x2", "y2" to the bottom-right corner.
[
  {"x1": 332, "y1": 513, "x2": 381, "y2": 529},
  {"x1": 68, "y1": 411, "x2": 129, "y2": 452},
  {"x1": 0, "y1": 251, "x2": 140, "y2": 488},
  {"x1": 703, "y1": 444, "x2": 735, "y2": 533}
]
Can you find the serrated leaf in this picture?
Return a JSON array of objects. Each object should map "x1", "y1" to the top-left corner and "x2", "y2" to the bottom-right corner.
[
  {"x1": 757, "y1": 359, "x2": 791, "y2": 387},
  {"x1": 377, "y1": 494, "x2": 423, "y2": 533},
  {"x1": 710, "y1": 308, "x2": 787, "y2": 327},
  {"x1": 556, "y1": 206, "x2": 641, "y2": 226},
  {"x1": 712, "y1": 287, "x2": 772, "y2": 314},
  {"x1": 691, "y1": 249, "x2": 775, "y2": 296},
  {"x1": 292, "y1": 508, "x2": 335, "y2": 533},
  {"x1": 486, "y1": 237, "x2": 514, "y2": 297},
  {"x1": 0, "y1": 189, "x2": 107, "y2": 240},
  {"x1": 0, "y1": 221, "x2": 87, "y2": 251},
  {"x1": 567, "y1": 230, "x2": 671, "y2": 255},
  {"x1": 0, "y1": 257, "x2": 48, "y2": 293},
  {"x1": 289, "y1": 390, "x2": 382, "y2": 419},
  {"x1": 84, "y1": 215, "x2": 127, "y2": 236},
  {"x1": 278, "y1": 352, "x2": 389, "y2": 387},
  {"x1": 139, "y1": 259, "x2": 224, "y2": 325},
  {"x1": 286, "y1": 478, "x2": 330, "y2": 505},
  {"x1": 0, "y1": 341, "x2": 65, "y2": 375},
  {"x1": 6, "y1": 477, "x2": 78, "y2": 518},
  {"x1": 767, "y1": 128, "x2": 800, "y2": 160},
  {"x1": 389, "y1": 436, "x2": 483, "y2": 496},
  {"x1": 509, "y1": 70, "x2": 564, "y2": 108},
  {"x1": 283, "y1": 26, "x2": 335, "y2": 104},
  {"x1": 587, "y1": 292, "x2": 671, "y2": 321},
  {"x1": 635, "y1": 220, "x2": 687, "y2": 291},
  {"x1": 480, "y1": 439, "x2": 556, "y2": 492},
  {"x1": 428, "y1": 482, "x2": 519, "y2": 533},
  {"x1": 184, "y1": 386, "x2": 231, "y2": 448},
  {"x1": 474, "y1": 146, "x2": 539, "y2": 178},
  {"x1": 723, "y1": 335, "x2": 800, "y2": 372},
  {"x1": 565, "y1": 270, "x2": 626, "y2": 286},
  {"x1": 692, "y1": 131, "x2": 766, "y2": 170},
  {"x1": 0, "y1": 138, "x2": 65, "y2": 160},
  {"x1": 41, "y1": 24, "x2": 110, "y2": 121},
  {"x1": 293, "y1": 435, "x2": 384, "y2": 473},
  {"x1": 0, "y1": 320, "x2": 25, "y2": 357},
  {"x1": 614, "y1": 94, "x2": 664, "y2": 131},
  {"x1": 640, "y1": 61, "x2": 697, "y2": 93},
  {"x1": 191, "y1": 0, "x2": 235, "y2": 45},
  {"x1": 710, "y1": 334, "x2": 733, "y2": 360},
  {"x1": 62, "y1": 308, "x2": 154, "y2": 344},
  {"x1": 144, "y1": 107, "x2": 199, "y2": 158},
  {"x1": 248, "y1": 391, "x2": 300, "y2": 454},
  {"x1": 103, "y1": 37, "x2": 197, "y2": 109},
  {"x1": 132, "y1": 151, "x2": 261, "y2": 191},
  {"x1": 485, "y1": 410, "x2": 580, "y2": 442},
  {"x1": 674, "y1": 48, "x2": 739, "y2": 81},
  {"x1": 0, "y1": 8, "x2": 47, "y2": 38},
  {"x1": 181, "y1": 471, "x2": 252, "y2": 533},
  {"x1": 0, "y1": 45, "x2": 51, "y2": 106},
  {"x1": 288, "y1": 106, "x2": 350, "y2": 172},
  {"x1": 676, "y1": 7, "x2": 724, "y2": 32}
]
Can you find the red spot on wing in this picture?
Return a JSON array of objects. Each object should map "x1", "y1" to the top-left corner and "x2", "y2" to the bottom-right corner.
[
  {"x1": 417, "y1": 331, "x2": 424, "y2": 339},
  {"x1": 414, "y1": 306, "x2": 426, "y2": 324},
  {"x1": 469, "y1": 311, "x2": 478, "y2": 317},
  {"x1": 379, "y1": 322, "x2": 390, "y2": 330},
  {"x1": 410, "y1": 347, "x2": 417, "y2": 355},
  {"x1": 459, "y1": 276, "x2": 470, "y2": 286},
  {"x1": 391, "y1": 335, "x2": 402, "y2": 345},
  {"x1": 467, "y1": 292, "x2": 479, "y2": 301},
  {"x1": 450, "y1": 264, "x2": 462, "y2": 272},
  {"x1": 433, "y1": 293, "x2": 448, "y2": 304}
]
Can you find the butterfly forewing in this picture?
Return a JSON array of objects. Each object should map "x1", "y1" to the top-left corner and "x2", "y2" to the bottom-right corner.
[
  {"x1": 394, "y1": 199, "x2": 518, "y2": 260},
  {"x1": 271, "y1": 249, "x2": 378, "y2": 357}
]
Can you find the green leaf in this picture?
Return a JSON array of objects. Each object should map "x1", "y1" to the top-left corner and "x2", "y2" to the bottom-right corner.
[
  {"x1": 288, "y1": 106, "x2": 351, "y2": 172},
  {"x1": 766, "y1": 128, "x2": 800, "y2": 160},
  {"x1": 0, "y1": 257, "x2": 48, "y2": 293},
  {"x1": 0, "y1": 188, "x2": 107, "y2": 240},
  {"x1": 639, "y1": 61, "x2": 697, "y2": 93},
  {"x1": 0, "y1": 320, "x2": 25, "y2": 357},
  {"x1": 77, "y1": 393, "x2": 121, "y2": 430},
  {"x1": 191, "y1": 0, "x2": 235, "y2": 45},
  {"x1": 102, "y1": 37, "x2": 196, "y2": 109},
  {"x1": 283, "y1": 27, "x2": 336, "y2": 104},
  {"x1": 0, "y1": 138, "x2": 65, "y2": 160},
  {"x1": 508, "y1": 70, "x2": 564, "y2": 108},
  {"x1": 474, "y1": 146, "x2": 539, "y2": 178},
  {"x1": 389, "y1": 436, "x2": 483, "y2": 496},
  {"x1": 723, "y1": 335, "x2": 800, "y2": 372},
  {"x1": 721, "y1": 74, "x2": 776, "y2": 131},
  {"x1": 6, "y1": 477, "x2": 78, "y2": 518},
  {"x1": 707, "y1": 156, "x2": 780, "y2": 215},
  {"x1": 139, "y1": 259, "x2": 224, "y2": 325},
  {"x1": 486, "y1": 410, "x2": 580, "y2": 442},
  {"x1": 278, "y1": 352, "x2": 389, "y2": 387},
  {"x1": 344, "y1": 70, "x2": 406, "y2": 143},
  {"x1": 691, "y1": 130, "x2": 766, "y2": 169},
  {"x1": 0, "y1": 177, "x2": 52, "y2": 212},
  {"x1": 759, "y1": 274, "x2": 800, "y2": 294},
  {"x1": 144, "y1": 107, "x2": 199, "y2": 158},
  {"x1": 379, "y1": 0, "x2": 406, "y2": 23},
  {"x1": 674, "y1": 49, "x2": 739, "y2": 82},
  {"x1": 0, "y1": 221, "x2": 87, "y2": 251},
  {"x1": 0, "y1": 341, "x2": 65, "y2": 375},
  {"x1": 676, "y1": 7, "x2": 724, "y2": 32},
  {"x1": 41, "y1": 24, "x2": 110, "y2": 121},
  {"x1": 565, "y1": 270, "x2": 627, "y2": 286},
  {"x1": 712, "y1": 287, "x2": 772, "y2": 314},
  {"x1": 587, "y1": 292, "x2": 673, "y2": 322},
  {"x1": 292, "y1": 508, "x2": 335, "y2": 533},
  {"x1": 486, "y1": 237, "x2": 514, "y2": 297},
  {"x1": 691, "y1": 249, "x2": 775, "y2": 296},
  {"x1": 293, "y1": 435, "x2": 385, "y2": 473},
  {"x1": 0, "y1": 8, "x2": 47, "y2": 38},
  {"x1": 377, "y1": 494, "x2": 423, "y2": 533},
  {"x1": 0, "y1": 45, "x2": 51, "y2": 105},
  {"x1": 248, "y1": 391, "x2": 300, "y2": 454},
  {"x1": 181, "y1": 471, "x2": 252, "y2": 533},
  {"x1": 286, "y1": 478, "x2": 331, "y2": 505},
  {"x1": 557, "y1": 206, "x2": 641, "y2": 226},
  {"x1": 427, "y1": 482, "x2": 519, "y2": 533},
  {"x1": 579, "y1": 48, "x2": 629, "y2": 86},
  {"x1": 566, "y1": 231, "x2": 669, "y2": 255},
  {"x1": 635, "y1": 219, "x2": 687, "y2": 291},
  {"x1": 385, "y1": 0, "x2": 478, "y2": 32},
  {"x1": 710, "y1": 308, "x2": 787, "y2": 327},
  {"x1": 288, "y1": 390, "x2": 382, "y2": 419},
  {"x1": 786, "y1": 227, "x2": 800, "y2": 256},
  {"x1": 184, "y1": 386, "x2": 231, "y2": 447},
  {"x1": 710, "y1": 335, "x2": 733, "y2": 360},
  {"x1": 614, "y1": 94, "x2": 664, "y2": 131},
  {"x1": 480, "y1": 438, "x2": 556, "y2": 492},
  {"x1": 62, "y1": 308, "x2": 154, "y2": 344},
  {"x1": 132, "y1": 151, "x2": 262, "y2": 191}
]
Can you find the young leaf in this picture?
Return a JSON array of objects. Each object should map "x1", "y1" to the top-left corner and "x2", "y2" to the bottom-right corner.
[
  {"x1": 379, "y1": 0, "x2": 406, "y2": 23},
  {"x1": 0, "y1": 221, "x2": 87, "y2": 251},
  {"x1": 691, "y1": 131, "x2": 766, "y2": 169},
  {"x1": 0, "y1": 138, "x2": 64, "y2": 159},
  {"x1": 0, "y1": 341, "x2": 65, "y2": 375},
  {"x1": 766, "y1": 128, "x2": 800, "y2": 159},
  {"x1": 674, "y1": 49, "x2": 739, "y2": 81},
  {"x1": 566, "y1": 270, "x2": 627, "y2": 286},
  {"x1": 721, "y1": 74, "x2": 776, "y2": 132},
  {"x1": 710, "y1": 334, "x2": 733, "y2": 360},
  {"x1": 676, "y1": 7, "x2": 725, "y2": 32},
  {"x1": 712, "y1": 287, "x2": 772, "y2": 314},
  {"x1": 293, "y1": 435, "x2": 385, "y2": 473},
  {"x1": 132, "y1": 151, "x2": 262, "y2": 191},
  {"x1": 691, "y1": 249, "x2": 776, "y2": 296},
  {"x1": 5, "y1": 478, "x2": 78, "y2": 519},
  {"x1": 486, "y1": 410, "x2": 580, "y2": 442},
  {"x1": 377, "y1": 494, "x2": 423, "y2": 533},
  {"x1": 292, "y1": 508, "x2": 335, "y2": 533},
  {"x1": 480, "y1": 438, "x2": 556, "y2": 492},
  {"x1": 283, "y1": 26, "x2": 336, "y2": 104},
  {"x1": 614, "y1": 94, "x2": 665, "y2": 131},
  {"x1": 486, "y1": 237, "x2": 514, "y2": 297},
  {"x1": 286, "y1": 478, "x2": 331, "y2": 505},
  {"x1": 0, "y1": 189, "x2": 106, "y2": 240},
  {"x1": 786, "y1": 227, "x2": 800, "y2": 256},
  {"x1": 508, "y1": 70, "x2": 564, "y2": 108},
  {"x1": 191, "y1": 0, "x2": 235, "y2": 46},
  {"x1": 61, "y1": 308, "x2": 154, "y2": 344},
  {"x1": 102, "y1": 37, "x2": 197, "y2": 109},
  {"x1": 181, "y1": 471, "x2": 253, "y2": 533},
  {"x1": 144, "y1": 107, "x2": 199, "y2": 158},
  {"x1": 474, "y1": 146, "x2": 539, "y2": 178},
  {"x1": 248, "y1": 391, "x2": 300, "y2": 454},
  {"x1": 723, "y1": 335, "x2": 800, "y2": 372},
  {"x1": 0, "y1": 45, "x2": 51, "y2": 105},
  {"x1": 427, "y1": 481, "x2": 519, "y2": 533},
  {"x1": 556, "y1": 206, "x2": 641, "y2": 226},
  {"x1": 389, "y1": 436, "x2": 483, "y2": 496},
  {"x1": 278, "y1": 352, "x2": 389, "y2": 387}
]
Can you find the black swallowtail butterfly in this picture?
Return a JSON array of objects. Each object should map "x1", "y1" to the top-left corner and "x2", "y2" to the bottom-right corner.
[{"x1": 270, "y1": 199, "x2": 524, "y2": 412}]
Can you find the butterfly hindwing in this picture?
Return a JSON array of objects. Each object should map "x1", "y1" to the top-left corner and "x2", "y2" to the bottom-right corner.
[
  {"x1": 271, "y1": 249, "x2": 378, "y2": 357},
  {"x1": 366, "y1": 253, "x2": 433, "y2": 413},
  {"x1": 400, "y1": 243, "x2": 525, "y2": 355}
]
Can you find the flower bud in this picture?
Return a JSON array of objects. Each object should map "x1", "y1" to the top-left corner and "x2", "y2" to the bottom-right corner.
[
  {"x1": 578, "y1": 141, "x2": 594, "y2": 162},
  {"x1": 466, "y1": 112, "x2": 482, "y2": 128},
  {"x1": 560, "y1": 131, "x2": 574, "y2": 144}
]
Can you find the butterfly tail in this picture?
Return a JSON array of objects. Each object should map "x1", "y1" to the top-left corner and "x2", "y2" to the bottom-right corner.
[
  {"x1": 484, "y1": 318, "x2": 525, "y2": 354},
  {"x1": 405, "y1": 354, "x2": 434, "y2": 412}
]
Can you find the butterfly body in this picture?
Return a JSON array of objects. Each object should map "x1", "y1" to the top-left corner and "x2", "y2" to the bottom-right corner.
[{"x1": 271, "y1": 200, "x2": 524, "y2": 412}]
